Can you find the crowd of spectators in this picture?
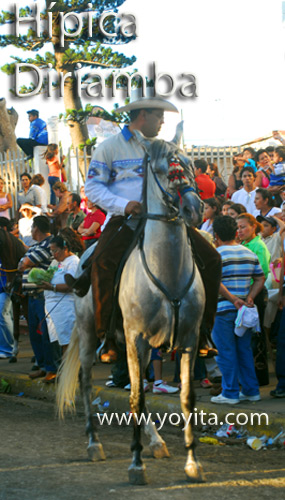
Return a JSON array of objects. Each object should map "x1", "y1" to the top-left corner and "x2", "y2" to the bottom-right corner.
[
  {"x1": 0, "y1": 127, "x2": 284, "y2": 402},
  {"x1": 194, "y1": 142, "x2": 285, "y2": 401}
]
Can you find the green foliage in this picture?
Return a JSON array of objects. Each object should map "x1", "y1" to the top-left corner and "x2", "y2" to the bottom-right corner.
[
  {"x1": 59, "y1": 103, "x2": 128, "y2": 125},
  {"x1": 79, "y1": 137, "x2": 97, "y2": 150}
]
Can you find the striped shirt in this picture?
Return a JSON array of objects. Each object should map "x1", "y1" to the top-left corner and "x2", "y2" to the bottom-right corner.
[
  {"x1": 217, "y1": 244, "x2": 264, "y2": 314},
  {"x1": 22, "y1": 236, "x2": 53, "y2": 294}
]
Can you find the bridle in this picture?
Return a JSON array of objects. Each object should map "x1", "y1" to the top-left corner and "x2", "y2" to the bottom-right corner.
[{"x1": 139, "y1": 147, "x2": 197, "y2": 350}]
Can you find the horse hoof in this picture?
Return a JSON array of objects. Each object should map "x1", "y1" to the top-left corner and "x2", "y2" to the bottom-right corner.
[
  {"x1": 150, "y1": 441, "x2": 170, "y2": 459},
  {"x1": 87, "y1": 443, "x2": 106, "y2": 462},
  {"x1": 128, "y1": 464, "x2": 147, "y2": 485},
  {"x1": 185, "y1": 462, "x2": 206, "y2": 483},
  {"x1": 9, "y1": 356, "x2": 17, "y2": 364}
]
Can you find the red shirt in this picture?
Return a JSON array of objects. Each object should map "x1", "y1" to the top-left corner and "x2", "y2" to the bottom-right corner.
[
  {"x1": 195, "y1": 174, "x2": 216, "y2": 200},
  {"x1": 82, "y1": 209, "x2": 106, "y2": 240}
]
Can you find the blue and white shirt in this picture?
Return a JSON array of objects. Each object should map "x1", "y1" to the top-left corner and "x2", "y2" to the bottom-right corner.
[
  {"x1": 217, "y1": 244, "x2": 264, "y2": 314},
  {"x1": 85, "y1": 126, "x2": 145, "y2": 216}
]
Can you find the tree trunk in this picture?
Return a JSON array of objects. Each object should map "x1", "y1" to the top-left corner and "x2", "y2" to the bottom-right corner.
[
  {"x1": 62, "y1": 76, "x2": 90, "y2": 182},
  {"x1": 0, "y1": 98, "x2": 18, "y2": 154}
]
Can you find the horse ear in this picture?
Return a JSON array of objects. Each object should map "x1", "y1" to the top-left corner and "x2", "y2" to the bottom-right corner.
[
  {"x1": 171, "y1": 121, "x2": 184, "y2": 146},
  {"x1": 133, "y1": 130, "x2": 152, "y2": 152}
]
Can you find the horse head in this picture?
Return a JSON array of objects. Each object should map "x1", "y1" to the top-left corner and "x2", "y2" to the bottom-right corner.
[{"x1": 134, "y1": 124, "x2": 204, "y2": 227}]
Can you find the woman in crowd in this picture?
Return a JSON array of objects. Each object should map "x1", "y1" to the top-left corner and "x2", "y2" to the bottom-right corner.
[
  {"x1": 237, "y1": 213, "x2": 270, "y2": 280},
  {"x1": 254, "y1": 188, "x2": 281, "y2": 218},
  {"x1": 200, "y1": 197, "x2": 221, "y2": 236},
  {"x1": 206, "y1": 163, "x2": 227, "y2": 197},
  {"x1": 77, "y1": 200, "x2": 106, "y2": 248},
  {"x1": 17, "y1": 172, "x2": 42, "y2": 210},
  {"x1": 43, "y1": 144, "x2": 66, "y2": 204},
  {"x1": 47, "y1": 181, "x2": 70, "y2": 231},
  {"x1": 228, "y1": 203, "x2": 246, "y2": 219},
  {"x1": 237, "y1": 213, "x2": 271, "y2": 386},
  {"x1": 79, "y1": 186, "x2": 90, "y2": 215},
  {"x1": 0, "y1": 177, "x2": 12, "y2": 219},
  {"x1": 255, "y1": 149, "x2": 272, "y2": 189},
  {"x1": 41, "y1": 230, "x2": 80, "y2": 354},
  {"x1": 221, "y1": 200, "x2": 234, "y2": 216},
  {"x1": 227, "y1": 154, "x2": 246, "y2": 197},
  {"x1": 31, "y1": 174, "x2": 48, "y2": 214}
]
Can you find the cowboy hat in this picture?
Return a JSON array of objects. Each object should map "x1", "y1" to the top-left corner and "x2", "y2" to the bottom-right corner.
[{"x1": 116, "y1": 96, "x2": 178, "y2": 114}]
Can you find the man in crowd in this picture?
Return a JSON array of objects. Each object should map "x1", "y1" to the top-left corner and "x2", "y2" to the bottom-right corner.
[
  {"x1": 231, "y1": 166, "x2": 257, "y2": 214},
  {"x1": 18, "y1": 216, "x2": 59, "y2": 382},
  {"x1": 17, "y1": 109, "x2": 48, "y2": 160},
  {"x1": 210, "y1": 215, "x2": 264, "y2": 404},
  {"x1": 194, "y1": 159, "x2": 216, "y2": 200},
  {"x1": 66, "y1": 96, "x2": 221, "y2": 367},
  {"x1": 66, "y1": 193, "x2": 86, "y2": 232}
]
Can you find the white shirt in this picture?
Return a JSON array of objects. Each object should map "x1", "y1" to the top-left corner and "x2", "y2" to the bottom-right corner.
[
  {"x1": 231, "y1": 188, "x2": 257, "y2": 215},
  {"x1": 200, "y1": 219, "x2": 214, "y2": 236},
  {"x1": 33, "y1": 185, "x2": 48, "y2": 213},
  {"x1": 254, "y1": 207, "x2": 281, "y2": 218}
]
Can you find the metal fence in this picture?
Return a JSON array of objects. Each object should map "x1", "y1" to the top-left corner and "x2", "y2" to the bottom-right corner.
[
  {"x1": 0, "y1": 150, "x2": 32, "y2": 218},
  {"x1": 187, "y1": 146, "x2": 242, "y2": 183}
]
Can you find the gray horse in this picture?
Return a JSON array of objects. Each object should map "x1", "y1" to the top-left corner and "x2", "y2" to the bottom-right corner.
[{"x1": 57, "y1": 127, "x2": 206, "y2": 485}]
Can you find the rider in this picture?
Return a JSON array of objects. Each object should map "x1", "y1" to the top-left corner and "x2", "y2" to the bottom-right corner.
[{"x1": 65, "y1": 96, "x2": 221, "y2": 361}]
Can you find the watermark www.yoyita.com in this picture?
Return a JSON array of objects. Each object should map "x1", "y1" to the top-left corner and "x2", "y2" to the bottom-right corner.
[{"x1": 94, "y1": 409, "x2": 269, "y2": 431}]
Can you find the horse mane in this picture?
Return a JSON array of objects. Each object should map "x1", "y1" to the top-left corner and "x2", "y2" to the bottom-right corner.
[
  {"x1": 141, "y1": 139, "x2": 196, "y2": 208},
  {"x1": 0, "y1": 229, "x2": 26, "y2": 270}
]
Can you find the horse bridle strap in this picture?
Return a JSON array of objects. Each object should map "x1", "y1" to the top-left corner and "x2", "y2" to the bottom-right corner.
[{"x1": 140, "y1": 245, "x2": 196, "y2": 350}]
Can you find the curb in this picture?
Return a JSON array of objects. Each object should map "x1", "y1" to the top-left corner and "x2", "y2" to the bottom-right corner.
[{"x1": 1, "y1": 371, "x2": 283, "y2": 438}]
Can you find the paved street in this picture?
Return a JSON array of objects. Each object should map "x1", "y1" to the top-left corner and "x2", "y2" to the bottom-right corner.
[{"x1": 0, "y1": 394, "x2": 284, "y2": 500}]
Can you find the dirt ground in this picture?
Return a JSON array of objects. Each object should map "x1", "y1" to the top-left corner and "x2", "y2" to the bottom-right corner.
[{"x1": 0, "y1": 394, "x2": 284, "y2": 500}]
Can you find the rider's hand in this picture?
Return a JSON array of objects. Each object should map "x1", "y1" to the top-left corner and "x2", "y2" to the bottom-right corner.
[{"x1": 125, "y1": 201, "x2": 142, "y2": 216}]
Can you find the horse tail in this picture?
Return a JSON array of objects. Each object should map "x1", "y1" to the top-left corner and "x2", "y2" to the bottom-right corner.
[{"x1": 56, "y1": 323, "x2": 80, "y2": 419}]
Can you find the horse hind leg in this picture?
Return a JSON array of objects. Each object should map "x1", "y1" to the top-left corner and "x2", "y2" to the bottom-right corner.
[
  {"x1": 79, "y1": 339, "x2": 105, "y2": 462},
  {"x1": 180, "y1": 348, "x2": 205, "y2": 483},
  {"x1": 126, "y1": 336, "x2": 148, "y2": 485}
]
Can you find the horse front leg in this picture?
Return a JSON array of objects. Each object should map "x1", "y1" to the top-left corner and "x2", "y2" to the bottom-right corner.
[
  {"x1": 126, "y1": 337, "x2": 147, "y2": 485},
  {"x1": 180, "y1": 348, "x2": 205, "y2": 483},
  {"x1": 139, "y1": 340, "x2": 170, "y2": 459},
  {"x1": 79, "y1": 340, "x2": 105, "y2": 462},
  {"x1": 143, "y1": 406, "x2": 170, "y2": 459}
]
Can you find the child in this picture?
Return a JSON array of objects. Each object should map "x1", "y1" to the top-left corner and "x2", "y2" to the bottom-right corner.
[
  {"x1": 43, "y1": 144, "x2": 66, "y2": 204},
  {"x1": 269, "y1": 146, "x2": 285, "y2": 206}
]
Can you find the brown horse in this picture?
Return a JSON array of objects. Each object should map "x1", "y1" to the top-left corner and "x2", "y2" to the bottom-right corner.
[{"x1": 0, "y1": 228, "x2": 28, "y2": 362}]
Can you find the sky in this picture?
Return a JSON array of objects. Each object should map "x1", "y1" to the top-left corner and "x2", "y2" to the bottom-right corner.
[{"x1": 1, "y1": 0, "x2": 285, "y2": 146}]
